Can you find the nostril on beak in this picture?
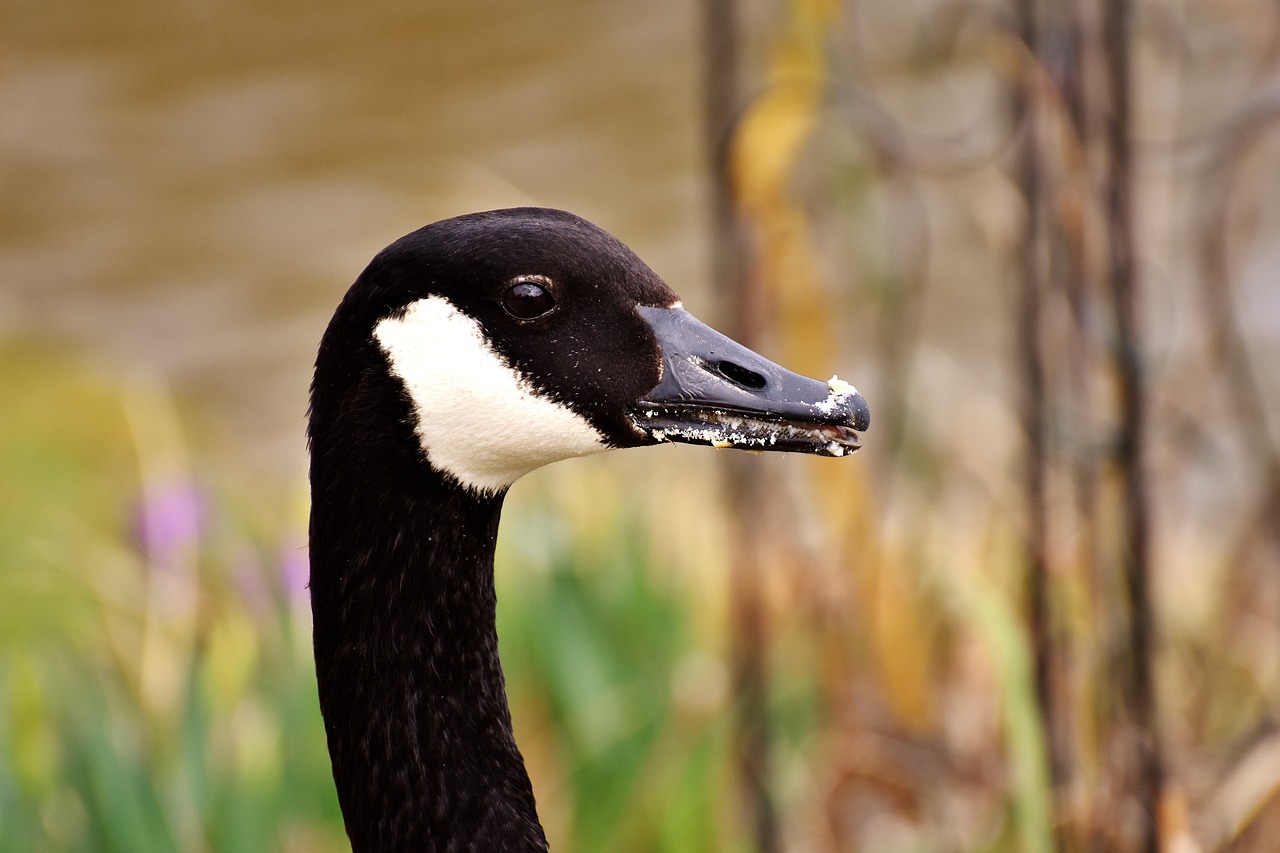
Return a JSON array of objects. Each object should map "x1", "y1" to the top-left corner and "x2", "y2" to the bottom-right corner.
[{"x1": 714, "y1": 360, "x2": 767, "y2": 390}]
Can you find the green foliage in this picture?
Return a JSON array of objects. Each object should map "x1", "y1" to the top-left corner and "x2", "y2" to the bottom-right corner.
[
  {"x1": 0, "y1": 349, "x2": 344, "y2": 851},
  {"x1": 496, "y1": 516, "x2": 741, "y2": 851},
  {"x1": 0, "y1": 348, "x2": 744, "y2": 851}
]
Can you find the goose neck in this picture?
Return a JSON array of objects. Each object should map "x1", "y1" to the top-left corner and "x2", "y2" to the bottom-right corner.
[{"x1": 309, "y1": 477, "x2": 547, "y2": 851}]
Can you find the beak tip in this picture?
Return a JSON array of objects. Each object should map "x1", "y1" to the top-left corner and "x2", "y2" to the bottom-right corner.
[
  {"x1": 822, "y1": 376, "x2": 869, "y2": 432},
  {"x1": 850, "y1": 393, "x2": 870, "y2": 432}
]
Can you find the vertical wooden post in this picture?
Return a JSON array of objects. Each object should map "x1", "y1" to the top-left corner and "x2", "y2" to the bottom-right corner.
[
  {"x1": 1013, "y1": 0, "x2": 1056, "y2": 795},
  {"x1": 1102, "y1": 2, "x2": 1162, "y2": 849},
  {"x1": 701, "y1": 2, "x2": 781, "y2": 850}
]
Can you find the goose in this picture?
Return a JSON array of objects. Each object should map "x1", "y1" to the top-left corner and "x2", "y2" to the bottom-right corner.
[{"x1": 307, "y1": 207, "x2": 869, "y2": 851}]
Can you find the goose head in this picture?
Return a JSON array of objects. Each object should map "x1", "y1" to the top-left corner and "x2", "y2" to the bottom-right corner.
[
  {"x1": 307, "y1": 207, "x2": 868, "y2": 851},
  {"x1": 312, "y1": 207, "x2": 868, "y2": 498}
]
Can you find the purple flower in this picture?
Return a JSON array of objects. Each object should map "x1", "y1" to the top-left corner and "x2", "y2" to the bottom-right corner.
[{"x1": 134, "y1": 480, "x2": 203, "y2": 562}]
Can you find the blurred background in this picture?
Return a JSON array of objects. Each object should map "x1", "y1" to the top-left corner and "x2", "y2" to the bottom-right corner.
[{"x1": 2, "y1": 0, "x2": 1279, "y2": 850}]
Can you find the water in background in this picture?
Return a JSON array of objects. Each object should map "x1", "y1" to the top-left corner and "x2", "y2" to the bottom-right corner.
[{"x1": 1, "y1": 0, "x2": 713, "y2": 472}]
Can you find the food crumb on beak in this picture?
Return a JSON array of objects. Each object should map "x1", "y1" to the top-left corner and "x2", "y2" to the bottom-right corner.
[
  {"x1": 827, "y1": 375, "x2": 857, "y2": 397},
  {"x1": 815, "y1": 375, "x2": 860, "y2": 417}
]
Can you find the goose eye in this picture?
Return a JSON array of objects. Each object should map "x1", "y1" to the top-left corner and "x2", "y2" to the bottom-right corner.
[{"x1": 501, "y1": 280, "x2": 555, "y2": 319}]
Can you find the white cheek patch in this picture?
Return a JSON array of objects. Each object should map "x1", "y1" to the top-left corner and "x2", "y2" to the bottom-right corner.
[{"x1": 374, "y1": 296, "x2": 608, "y2": 494}]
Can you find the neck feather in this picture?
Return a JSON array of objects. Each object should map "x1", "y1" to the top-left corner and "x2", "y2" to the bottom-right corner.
[{"x1": 309, "y1": 456, "x2": 547, "y2": 852}]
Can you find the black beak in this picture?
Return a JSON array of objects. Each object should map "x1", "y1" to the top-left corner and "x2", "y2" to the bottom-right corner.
[{"x1": 630, "y1": 306, "x2": 869, "y2": 457}]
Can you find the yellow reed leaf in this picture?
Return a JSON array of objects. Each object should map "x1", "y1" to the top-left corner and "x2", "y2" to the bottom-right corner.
[
  {"x1": 204, "y1": 610, "x2": 260, "y2": 712},
  {"x1": 729, "y1": 0, "x2": 835, "y2": 217},
  {"x1": 870, "y1": 543, "x2": 934, "y2": 731},
  {"x1": 727, "y1": 0, "x2": 842, "y2": 378}
]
